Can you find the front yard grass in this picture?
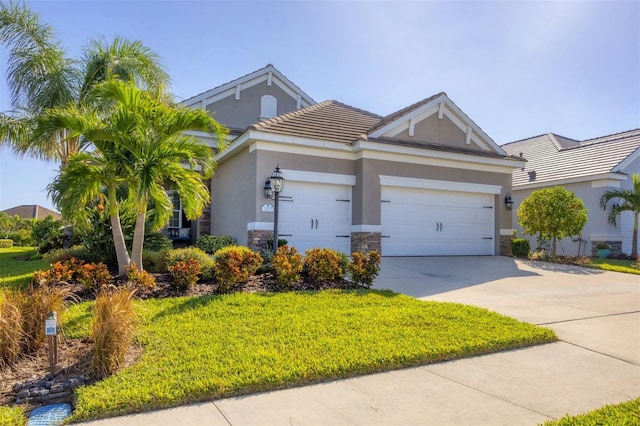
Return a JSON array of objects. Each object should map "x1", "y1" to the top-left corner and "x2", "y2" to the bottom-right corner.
[
  {"x1": 542, "y1": 397, "x2": 640, "y2": 425},
  {"x1": 586, "y1": 258, "x2": 640, "y2": 275},
  {"x1": 0, "y1": 247, "x2": 48, "y2": 289},
  {"x1": 0, "y1": 406, "x2": 25, "y2": 426},
  {"x1": 65, "y1": 290, "x2": 557, "y2": 421}
]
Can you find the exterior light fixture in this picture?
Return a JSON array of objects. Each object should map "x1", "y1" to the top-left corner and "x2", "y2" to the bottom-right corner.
[
  {"x1": 505, "y1": 194, "x2": 514, "y2": 210},
  {"x1": 263, "y1": 179, "x2": 272, "y2": 199},
  {"x1": 269, "y1": 165, "x2": 285, "y2": 254}
]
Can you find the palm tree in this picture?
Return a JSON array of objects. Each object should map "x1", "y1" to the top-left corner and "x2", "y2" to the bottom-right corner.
[
  {"x1": 87, "y1": 80, "x2": 227, "y2": 269},
  {"x1": 600, "y1": 173, "x2": 640, "y2": 258},
  {"x1": 0, "y1": 1, "x2": 169, "y2": 165}
]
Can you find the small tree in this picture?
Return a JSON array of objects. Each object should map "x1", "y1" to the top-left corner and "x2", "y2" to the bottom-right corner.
[
  {"x1": 600, "y1": 173, "x2": 640, "y2": 258},
  {"x1": 517, "y1": 186, "x2": 588, "y2": 257}
]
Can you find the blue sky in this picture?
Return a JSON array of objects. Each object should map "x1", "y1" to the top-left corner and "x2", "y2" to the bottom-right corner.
[{"x1": 1, "y1": 0, "x2": 639, "y2": 212}]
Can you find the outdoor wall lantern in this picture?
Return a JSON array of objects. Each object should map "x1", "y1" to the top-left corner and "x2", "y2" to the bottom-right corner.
[
  {"x1": 268, "y1": 165, "x2": 285, "y2": 254},
  {"x1": 504, "y1": 194, "x2": 514, "y2": 210},
  {"x1": 263, "y1": 179, "x2": 272, "y2": 199}
]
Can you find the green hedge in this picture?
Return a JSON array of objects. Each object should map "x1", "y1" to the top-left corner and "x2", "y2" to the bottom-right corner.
[
  {"x1": 512, "y1": 238, "x2": 531, "y2": 258},
  {"x1": 0, "y1": 239, "x2": 14, "y2": 248}
]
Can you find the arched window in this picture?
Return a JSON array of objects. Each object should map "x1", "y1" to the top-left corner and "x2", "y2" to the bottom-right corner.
[{"x1": 261, "y1": 95, "x2": 277, "y2": 119}]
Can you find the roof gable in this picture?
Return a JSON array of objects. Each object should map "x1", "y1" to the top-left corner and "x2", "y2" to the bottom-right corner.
[
  {"x1": 368, "y1": 93, "x2": 507, "y2": 156},
  {"x1": 1, "y1": 205, "x2": 61, "y2": 220},
  {"x1": 181, "y1": 64, "x2": 315, "y2": 111}
]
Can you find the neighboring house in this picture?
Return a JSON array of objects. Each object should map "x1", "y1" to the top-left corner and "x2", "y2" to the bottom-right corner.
[
  {"x1": 180, "y1": 64, "x2": 524, "y2": 256},
  {"x1": 502, "y1": 129, "x2": 640, "y2": 257},
  {"x1": 0, "y1": 204, "x2": 61, "y2": 220}
]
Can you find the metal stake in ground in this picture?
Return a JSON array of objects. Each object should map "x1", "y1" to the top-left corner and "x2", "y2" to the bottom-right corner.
[{"x1": 45, "y1": 311, "x2": 58, "y2": 375}]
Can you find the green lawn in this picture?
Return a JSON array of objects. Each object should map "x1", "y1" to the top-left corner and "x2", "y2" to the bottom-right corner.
[
  {"x1": 0, "y1": 247, "x2": 48, "y2": 289},
  {"x1": 0, "y1": 406, "x2": 25, "y2": 426},
  {"x1": 542, "y1": 397, "x2": 640, "y2": 425},
  {"x1": 587, "y1": 258, "x2": 640, "y2": 275},
  {"x1": 65, "y1": 291, "x2": 556, "y2": 421}
]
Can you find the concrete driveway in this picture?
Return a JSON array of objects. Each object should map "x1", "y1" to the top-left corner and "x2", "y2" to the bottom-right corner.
[
  {"x1": 374, "y1": 256, "x2": 640, "y2": 364},
  {"x1": 84, "y1": 256, "x2": 640, "y2": 426}
]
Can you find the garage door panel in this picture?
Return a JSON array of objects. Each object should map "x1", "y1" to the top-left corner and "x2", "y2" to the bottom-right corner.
[{"x1": 381, "y1": 186, "x2": 494, "y2": 256}]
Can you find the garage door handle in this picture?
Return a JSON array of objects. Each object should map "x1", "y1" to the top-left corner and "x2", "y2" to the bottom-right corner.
[
  {"x1": 336, "y1": 235, "x2": 350, "y2": 238},
  {"x1": 315, "y1": 219, "x2": 318, "y2": 229},
  {"x1": 482, "y1": 237, "x2": 493, "y2": 240},
  {"x1": 311, "y1": 219, "x2": 314, "y2": 229}
]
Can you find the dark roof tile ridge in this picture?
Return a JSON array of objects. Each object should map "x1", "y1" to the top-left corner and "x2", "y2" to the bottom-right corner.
[
  {"x1": 325, "y1": 99, "x2": 383, "y2": 119},
  {"x1": 501, "y1": 133, "x2": 551, "y2": 146},
  {"x1": 559, "y1": 130, "x2": 640, "y2": 151},
  {"x1": 550, "y1": 132, "x2": 580, "y2": 142},
  {"x1": 580, "y1": 128, "x2": 640, "y2": 144}
]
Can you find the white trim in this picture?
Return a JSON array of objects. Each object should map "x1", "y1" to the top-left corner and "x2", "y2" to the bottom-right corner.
[
  {"x1": 438, "y1": 101, "x2": 445, "y2": 119},
  {"x1": 500, "y1": 229, "x2": 515, "y2": 236},
  {"x1": 590, "y1": 234, "x2": 623, "y2": 242},
  {"x1": 247, "y1": 222, "x2": 273, "y2": 231},
  {"x1": 613, "y1": 146, "x2": 640, "y2": 172},
  {"x1": 234, "y1": 85, "x2": 240, "y2": 101},
  {"x1": 408, "y1": 118, "x2": 415, "y2": 137},
  {"x1": 267, "y1": 71, "x2": 272, "y2": 87},
  {"x1": 282, "y1": 169, "x2": 356, "y2": 186},
  {"x1": 513, "y1": 172, "x2": 628, "y2": 190},
  {"x1": 248, "y1": 141, "x2": 355, "y2": 161},
  {"x1": 466, "y1": 126, "x2": 472, "y2": 145},
  {"x1": 379, "y1": 175, "x2": 502, "y2": 194},
  {"x1": 592, "y1": 179, "x2": 621, "y2": 188},
  {"x1": 351, "y1": 225, "x2": 382, "y2": 233}
]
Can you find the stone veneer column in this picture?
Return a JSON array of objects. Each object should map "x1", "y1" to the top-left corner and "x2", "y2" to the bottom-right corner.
[
  {"x1": 248, "y1": 230, "x2": 273, "y2": 253},
  {"x1": 499, "y1": 235, "x2": 514, "y2": 256},
  {"x1": 351, "y1": 232, "x2": 382, "y2": 254}
]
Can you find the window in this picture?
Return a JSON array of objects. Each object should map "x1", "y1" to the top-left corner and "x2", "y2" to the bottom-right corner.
[
  {"x1": 260, "y1": 95, "x2": 277, "y2": 119},
  {"x1": 168, "y1": 191, "x2": 181, "y2": 228}
]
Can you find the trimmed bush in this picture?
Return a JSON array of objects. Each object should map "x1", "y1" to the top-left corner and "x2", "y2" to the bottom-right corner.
[
  {"x1": 348, "y1": 251, "x2": 381, "y2": 288},
  {"x1": 166, "y1": 247, "x2": 215, "y2": 281},
  {"x1": 272, "y1": 245, "x2": 303, "y2": 288},
  {"x1": 142, "y1": 249, "x2": 168, "y2": 273},
  {"x1": 196, "y1": 235, "x2": 236, "y2": 254},
  {"x1": 8, "y1": 229, "x2": 33, "y2": 247},
  {"x1": 214, "y1": 246, "x2": 263, "y2": 291},
  {"x1": 0, "y1": 289, "x2": 24, "y2": 368},
  {"x1": 265, "y1": 238, "x2": 288, "y2": 252},
  {"x1": 76, "y1": 262, "x2": 112, "y2": 290},
  {"x1": 304, "y1": 248, "x2": 343, "y2": 283},
  {"x1": 169, "y1": 259, "x2": 201, "y2": 289},
  {"x1": 43, "y1": 245, "x2": 104, "y2": 265},
  {"x1": 91, "y1": 285, "x2": 137, "y2": 379},
  {"x1": 512, "y1": 238, "x2": 531, "y2": 258},
  {"x1": 126, "y1": 263, "x2": 157, "y2": 289},
  {"x1": 143, "y1": 232, "x2": 173, "y2": 252},
  {"x1": 0, "y1": 239, "x2": 14, "y2": 248}
]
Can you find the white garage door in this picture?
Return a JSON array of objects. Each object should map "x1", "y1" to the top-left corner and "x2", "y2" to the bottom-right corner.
[
  {"x1": 278, "y1": 181, "x2": 352, "y2": 255},
  {"x1": 381, "y1": 186, "x2": 495, "y2": 256}
]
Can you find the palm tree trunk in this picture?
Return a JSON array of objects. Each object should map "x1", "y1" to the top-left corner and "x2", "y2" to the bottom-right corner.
[
  {"x1": 108, "y1": 186, "x2": 130, "y2": 277},
  {"x1": 131, "y1": 211, "x2": 146, "y2": 271},
  {"x1": 633, "y1": 213, "x2": 638, "y2": 259}
]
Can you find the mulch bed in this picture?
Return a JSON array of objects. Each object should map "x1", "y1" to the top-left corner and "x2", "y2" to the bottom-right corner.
[{"x1": 1, "y1": 272, "x2": 362, "y2": 413}]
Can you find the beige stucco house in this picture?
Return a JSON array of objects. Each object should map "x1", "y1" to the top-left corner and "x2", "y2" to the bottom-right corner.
[
  {"x1": 179, "y1": 65, "x2": 525, "y2": 256},
  {"x1": 502, "y1": 130, "x2": 640, "y2": 257}
]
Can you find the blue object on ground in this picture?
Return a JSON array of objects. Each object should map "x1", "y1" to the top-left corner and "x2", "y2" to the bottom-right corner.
[{"x1": 28, "y1": 404, "x2": 72, "y2": 426}]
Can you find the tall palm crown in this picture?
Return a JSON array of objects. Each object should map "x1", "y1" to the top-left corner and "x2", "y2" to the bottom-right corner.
[
  {"x1": 0, "y1": 1, "x2": 169, "y2": 165},
  {"x1": 600, "y1": 173, "x2": 640, "y2": 258}
]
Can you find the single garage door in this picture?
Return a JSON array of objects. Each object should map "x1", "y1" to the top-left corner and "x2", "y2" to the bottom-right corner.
[
  {"x1": 278, "y1": 181, "x2": 352, "y2": 255},
  {"x1": 381, "y1": 186, "x2": 495, "y2": 256}
]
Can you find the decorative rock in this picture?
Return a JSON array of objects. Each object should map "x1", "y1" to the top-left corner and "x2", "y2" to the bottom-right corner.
[{"x1": 14, "y1": 374, "x2": 86, "y2": 405}]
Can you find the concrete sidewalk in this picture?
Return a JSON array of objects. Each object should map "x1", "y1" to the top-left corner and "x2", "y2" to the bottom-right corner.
[{"x1": 83, "y1": 257, "x2": 640, "y2": 425}]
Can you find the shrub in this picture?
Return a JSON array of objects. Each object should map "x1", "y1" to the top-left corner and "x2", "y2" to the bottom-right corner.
[
  {"x1": 348, "y1": 250, "x2": 381, "y2": 288},
  {"x1": 143, "y1": 232, "x2": 173, "y2": 252},
  {"x1": 91, "y1": 285, "x2": 137, "y2": 379},
  {"x1": 0, "y1": 289, "x2": 24, "y2": 368},
  {"x1": 196, "y1": 235, "x2": 236, "y2": 254},
  {"x1": 0, "y1": 239, "x2": 13, "y2": 248},
  {"x1": 142, "y1": 249, "x2": 168, "y2": 273},
  {"x1": 265, "y1": 238, "x2": 288, "y2": 253},
  {"x1": 20, "y1": 284, "x2": 71, "y2": 353},
  {"x1": 32, "y1": 216, "x2": 65, "y2": 254},
  {"x1": 43, "y1": 245, "x2": 104, "y2": 265},
  {"x1": 8, "y1": 229, "x2": 33, "y2": 247},
  {"x1": 304, "y1": 248, "x2": 343, "y2": 283},
  {"x1": 166, "y1": 247, "x2": 215, "y2": 281},
  {"x1": 76, "y1": 262, "x2": 112, "y2": 290},
  {"x1": 125, "y1": 263, "x2": 157, "y2": 289},
  {"x1": 272, "y1": 245, "x2": 303, "y2": 288},
  {"x1": 169, "y1": 259, "x2": 201, "y2": 289},
  {"x1": 214, "y1": 246, "x2": 263, "y2": 291},
  {"x1": 529, "y1": 250, "x2": 549, "y2": 261},
  {"x1": 512, "y1": 238, "x2": 531, "y2": 258},
  {"x1": 596, "y1": 242, "x2": 610, "y2": 250}
]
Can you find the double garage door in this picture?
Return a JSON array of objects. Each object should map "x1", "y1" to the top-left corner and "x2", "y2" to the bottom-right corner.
[
  {"x1": 381, "y1": 186, "x2": 495, "y2": 256},
  {"x1": 275, "y1": 181, "x2": 495, "y2": 256}
]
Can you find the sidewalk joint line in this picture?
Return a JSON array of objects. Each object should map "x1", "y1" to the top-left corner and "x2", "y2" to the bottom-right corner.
[
  {"x1": 536, "y1": 310, "x2": 639, "y2": 326},
  {"x1": 559, "y1": 341, "x2": 640, "y2": 367},
  {"x1": 212, "y1": 401, "x2": 233, "y2": 425}
]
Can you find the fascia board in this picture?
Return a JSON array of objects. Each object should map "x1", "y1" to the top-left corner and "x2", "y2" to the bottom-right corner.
[
  {"x1": 369, "y1": 95, "x2": 445, "y2": 138},
  {"x1": 512, "y1": 172, "x2": 628, "y2": 191},
  {"x1": 379, "y1": 175, "x2": 502, "y2": 194},
  {"x1": 354, "y1": 140, "x2": 525, "y2": 171},
  {"x1": 441, "y1": 99, "x2": 505, "y2": 155}
]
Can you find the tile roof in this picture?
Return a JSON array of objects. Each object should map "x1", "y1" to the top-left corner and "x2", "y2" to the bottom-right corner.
[
  {"x1": 502, "y1": 129, "x2": 640, "y2": 186},
  {"x1": 1, "y1": 205, "x2": 61, "y2": 220},
  {"x1": 248, "y1": 100, "x2": 382, "y2": 144},
  {"x1": 367, "y1": 92, "x2": 446, "y2": 134}
]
